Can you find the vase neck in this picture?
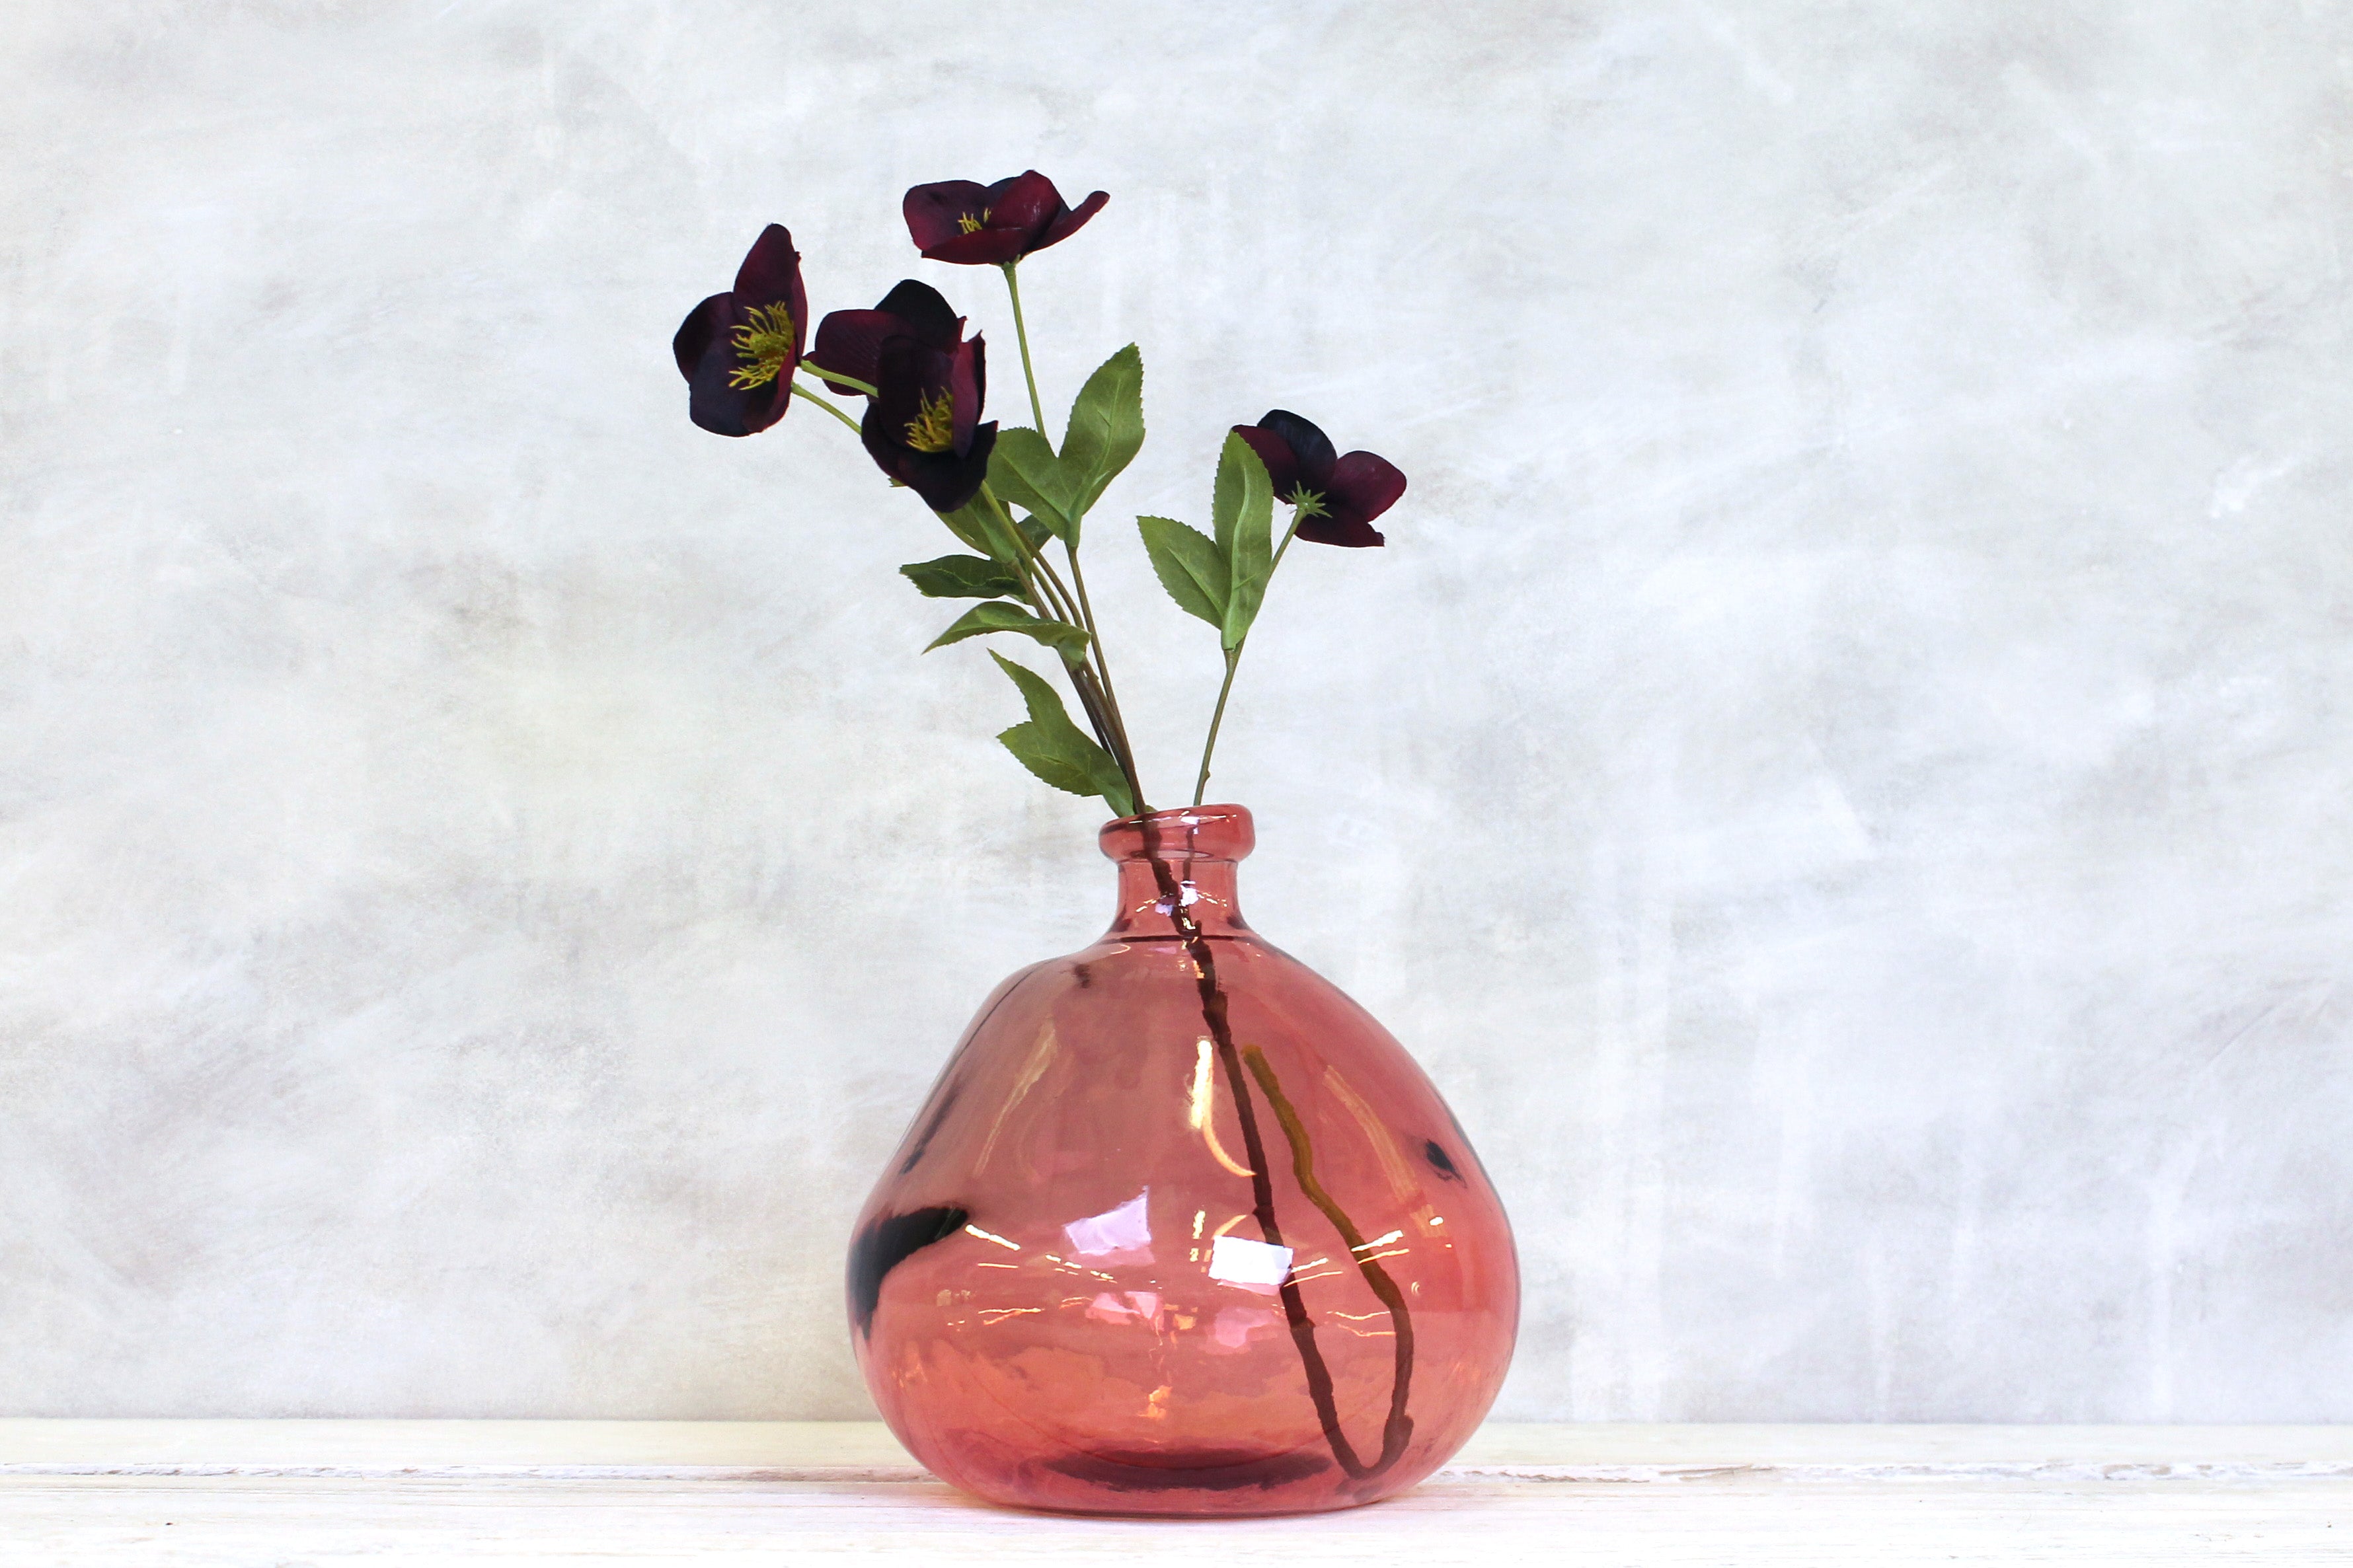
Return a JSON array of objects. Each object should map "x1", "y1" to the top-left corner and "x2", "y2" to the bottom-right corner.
[{"x1": 1099, "y1": 804, "x2": 1254, "y2": 941}]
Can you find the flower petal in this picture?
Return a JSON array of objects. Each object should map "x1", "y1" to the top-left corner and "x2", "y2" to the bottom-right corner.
[
  {"x1": 917, "y1": 227, "x2": 1032, "y2": 266},
  {"x1": 810, "y1": 309, "x2": 899, "y2": 396},
  {"x1": 982, "y1": 170, "x2": 1061, "y2": 241},
  {"x1": 871, "y1": 280, "x2": 963, "y2": 350},
  {"x1": 903, "y1": 180, "x2": 992, "y2": 252},
  {"x1": 861, "y1": 392, "x2": 996, "y2": 510},
  {"x1": 1326, "y1": 450, "x2": 1406, "y2": 529},
  {"x1": 948, "y1": 335, "x2": 986, "y2": 457},
  {"x1": 870, "y1": 334, "x2": 948, "y2": 441},
  {"x1": 684, "y1": 299, "x2": 792, "y2": 437},
  {"x1": 1033, "y1": 189, "x2": 1109, "y2": 252},
  {"x1": 1231, "y1": 424, "x2": 1301, "y2": 497},
  {"x1": 673, "y1": 292, "x2": 731, "y2": 383},
  {"x1": 813, "y1": 282, "x2": 966, "y2": 396},
  {"x1": 908, "y1": 422, "x2": 997, "y2": 511},
  {"x1": 732, "y1": 225, "x2": 806, "y2": 350},
  {"x1": 1293, "y1": 513, "x2": 1385, "y2": 547},
  {"x1": 859, "y1": 385, "x2": 902, "y2": 471},
  {"x1": 1254, "y1": 409, "x2": 1336, "y2": 493}
]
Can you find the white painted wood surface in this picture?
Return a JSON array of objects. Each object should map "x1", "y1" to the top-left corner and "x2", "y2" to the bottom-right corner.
[{"x1": 2, "y1": 1421, "x2": 2346, "y2": 1564}]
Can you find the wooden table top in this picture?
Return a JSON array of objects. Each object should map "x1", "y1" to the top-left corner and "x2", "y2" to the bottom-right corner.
[{"x1": 3, "y1": 1419, "x2": 2345, "y2": 1563}]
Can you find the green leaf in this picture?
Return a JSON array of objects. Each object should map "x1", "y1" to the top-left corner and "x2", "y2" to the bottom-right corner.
[
  {"x1": 1060, "y1": 344, "x2": 1144, "y2": 525},
  {"x1": 1137, "y1": 515, "x2": 1228, "y2": 628},
  {"x1": 936, "y1": 497, "x2": 999, "y2": 557},
  {"x1": 938, "y1": 468, "x2": 1057, "y2": 604},
  {"x1": 988, "y1": 428, "x2": 1077, "y2": 542},
  {"x1": 1211, "y1": 430, "x2": 1245, "y2": 557},
  {"x1": 925, "y1": 603, "x2": 1091, "y2": 655},
  {"x1": 942, "y1": 491, "x2": 1044, "y2": 578},
  {"x1": 900, "y1": 554, "x2": 1024, "y2": 599},
  {"x1": 987, "y1": 651, "x2": 1136, "y2": 817},
  {"x1": 1214, "y1": 433, "x2": 1275, "y2": 650}
]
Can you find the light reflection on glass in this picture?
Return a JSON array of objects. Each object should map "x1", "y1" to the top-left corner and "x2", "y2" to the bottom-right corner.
[
  {"x1": 1063, "y1": 1189, "x2": 1153, "y2": 1261},
  {"x1": 1206, "y1": 1233, "x2": 1292, "y2": 1296}
]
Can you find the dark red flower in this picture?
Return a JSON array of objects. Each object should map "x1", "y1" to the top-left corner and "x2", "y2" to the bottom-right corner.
[
  {"x1": 902, "y1": 171, "x2": 1108, "y2": 266},
  {"x1": 810, "y1": 280, "x2": 962, "y2": 400},
  {"x1": 1231, "y1": 410, "x2": 1407, "y2": 547},
  {"x1": 861, "y1": 326, "x2": 996, "y2": 512},
  {"x1": 672, "y1": 225, "x2": 808, "y2": 437}
]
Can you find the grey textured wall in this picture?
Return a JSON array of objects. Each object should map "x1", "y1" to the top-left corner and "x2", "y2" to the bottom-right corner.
[{"x1": 4, "y1": 1, "x2": 2350, "y2": 1421}]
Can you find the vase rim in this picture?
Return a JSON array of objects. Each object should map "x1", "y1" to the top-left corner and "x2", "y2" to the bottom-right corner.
[{"x1": 1099, "y1": 802, "x2": 1254, "y2": 864}]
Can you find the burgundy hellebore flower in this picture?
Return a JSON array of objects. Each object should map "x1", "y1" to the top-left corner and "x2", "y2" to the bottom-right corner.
[
  {"x1": 902, "y1": 171, "x2": 1108, "y2": 266},
  {"x1": 672, "y1": 225, "x2": 808, "y2": 437},
  {"x1": 861, "y1": 325, "x2": 996, "y2": 513},
  {"x1": 809, "y1": 280, "x2": 964, "y2": 400},
  {"x1": 1231, "y1": 410, "x2": 1407, "y2": 547}
]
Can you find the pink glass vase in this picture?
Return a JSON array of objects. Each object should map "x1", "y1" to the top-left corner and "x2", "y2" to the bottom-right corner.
[{"x1": 847, "y1": 804, "x2": 1518, "y2": 1516}]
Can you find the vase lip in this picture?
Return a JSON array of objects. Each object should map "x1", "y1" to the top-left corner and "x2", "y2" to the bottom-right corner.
[{"x1": 1099, "y1": 802, "x2": 1254, "y2": 864}]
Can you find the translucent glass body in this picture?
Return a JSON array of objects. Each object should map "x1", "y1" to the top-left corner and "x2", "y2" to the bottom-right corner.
[{"x1": 848, "y1": 805, "x2": 1518, "y2": 1516}]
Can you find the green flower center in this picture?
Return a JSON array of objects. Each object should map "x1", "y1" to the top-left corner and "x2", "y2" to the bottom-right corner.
[
  {"x1": 726, "y1": 304, "x2": 796, "y2": 390},
  {"x1": 1289, "y1": 487, "x2": 1329, "y2": 520},
  {"x1": 904, "y1": 389, "x2": 956, "y2": 453}
]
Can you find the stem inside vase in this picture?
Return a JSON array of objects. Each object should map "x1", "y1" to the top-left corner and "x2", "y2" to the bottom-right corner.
[{"x1": 1133, "y1": 811, "x2": 1416, "y2": 1483}]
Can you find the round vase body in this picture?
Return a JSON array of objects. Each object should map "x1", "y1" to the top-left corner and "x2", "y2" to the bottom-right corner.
[{"x1": 848, "y1": 805, "x2": 1518, "y2": 1516}]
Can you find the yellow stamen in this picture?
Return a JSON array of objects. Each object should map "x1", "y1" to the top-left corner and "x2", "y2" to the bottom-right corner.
[
  {"x1": 956, "y1": 206, "x2": 991, "y2": 234},
  {"x1": 903, "y1": 388, "x2": 956, "y2": 453},
  {"x1": 726, "y1": 303, "x2": 796, "y2": 390}
]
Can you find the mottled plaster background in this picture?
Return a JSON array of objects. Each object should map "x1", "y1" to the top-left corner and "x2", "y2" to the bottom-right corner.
[{"x1": 4, "y1": 1, "x2": 2350, "y2": 1421}]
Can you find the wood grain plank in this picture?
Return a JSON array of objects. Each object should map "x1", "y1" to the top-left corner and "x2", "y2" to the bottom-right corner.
[{"x1": 1, "y1": 1423, "x2": 2344, "y2": 1566}]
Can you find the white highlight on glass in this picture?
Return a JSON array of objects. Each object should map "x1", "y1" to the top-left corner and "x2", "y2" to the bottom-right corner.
[
  {"x1": 1208, "y1": 1233, "x2": 1293, "y2": 1292},
  {"x1": 1064, "y1": 1189, "x2": 1153, "y2": 1259}
]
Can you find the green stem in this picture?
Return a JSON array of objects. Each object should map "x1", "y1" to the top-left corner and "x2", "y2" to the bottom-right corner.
[
  {"x1": 1269, "y1": 515, "x2": 1304, "y2": 577},
  {"x1": 993, "y1": 264, "x2": 1148, "y2": 811},
  {"x1": 1192, "y1": 513, "x2": 1304, "y2": 805},
  {"x1": 1087, "y1": 660, "x2": 1143, "y2": 811},
  {"x1": 992, "y1": 508, "x2": 1113, "y2": 749},
  {"x1": 980, "y1": 486, "x2": 1145, "y2": 807},
  {"x1": 1044, "y1": 552, "x2": 1143, "y2": 808},
  {"x1": 999, "y1": 262, "x2": 1050, "y2": 439},
  {"x1": 1192, "y1": 646, "x2": 1241, "y2": 807},
  {"x1": 987, "y1": 262, "x2": 1091, "y2": 646},
  {"x1": 1064, "y1": 548, "x2": 1104, "y2": 664},
  {"x1": 1078, "y1": 664, "x2": 1147, "y2": 814},
  {"x1": 796, "y1": 361, "x2": 877, "y2": 397},
  {"x1": 1062, "y1": 545, "x2": 1134, "y2": 760},
  {"x1": 980, "y1": 486, "x2": 1083, "y2": 630},
  {"x1": 791, "y1": 379, "x2": 865, "y2": 435},
  {"x1": 1241, "y1": 1044, "x2": 1416, "y2": 1479}
]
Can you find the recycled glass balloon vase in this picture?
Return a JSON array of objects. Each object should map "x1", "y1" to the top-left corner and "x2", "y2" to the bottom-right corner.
[{"x1": 847, "y1": 804, "x2": 1518, "y2": 1516}]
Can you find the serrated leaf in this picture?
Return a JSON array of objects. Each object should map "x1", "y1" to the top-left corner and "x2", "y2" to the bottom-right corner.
[
  {"x1": 1137, "y1": 515, "x2": 1228, "y2": 628},
  {"x1": 988, "y1": 428, "x2": 1077, "y2": 542},
  {"x1": 987, "y1": 651, "x2": 1137, "y2": 817},
  {"x1": 1061, "y1": 344, "x2": 1144, "y2": 524},
  {"x1": 1214, "y1": 433, "x2": 1275, "y2": 650},
  {"x1": 925, "y1": 602, "x2": 1091, "y2": 655},
  {"x1": 900, "y1": 554, "x2": 1024, "y2": 599}
]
